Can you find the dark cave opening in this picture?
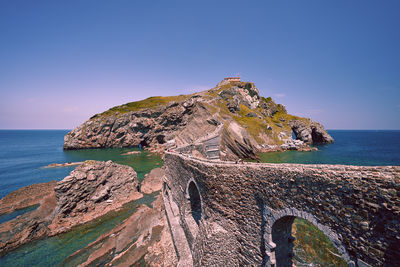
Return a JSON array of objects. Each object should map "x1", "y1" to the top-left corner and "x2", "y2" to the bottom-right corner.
[
  {"x1": 156, "y1": 134, "x2": 166, "y2": 144},
  {"x1": 188, "y1": 181, "x2": 202, "y2": 225}
]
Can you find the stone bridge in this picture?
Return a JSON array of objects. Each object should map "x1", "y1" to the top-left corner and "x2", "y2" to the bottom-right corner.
[{"x1": 162, "y1": 152, "x2": 400, "y2": 267}]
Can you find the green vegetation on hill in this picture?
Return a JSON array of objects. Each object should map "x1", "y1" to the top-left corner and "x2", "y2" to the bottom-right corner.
[
  {"x1": 292, "y1": 218, "x2": 347, "y2": 267},
  {"x1": 91, "y1": 95, "x2": 190, "y2": 119}
]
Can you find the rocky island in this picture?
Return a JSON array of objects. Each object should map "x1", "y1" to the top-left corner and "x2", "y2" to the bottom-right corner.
[{"x1": 64, "y1": 79, "x2": 333, "y2": 160}]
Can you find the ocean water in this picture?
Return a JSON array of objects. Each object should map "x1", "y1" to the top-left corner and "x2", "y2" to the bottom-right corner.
[
  {"x1": 0, "y1": 130, "x2": 163, "y2": 199},
  {"x1": 259, "y1": 130, "x2": 400, "y2": 165}
]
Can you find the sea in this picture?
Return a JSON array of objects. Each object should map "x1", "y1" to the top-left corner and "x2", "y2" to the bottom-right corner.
[{"x1": 0, "y1": 129, "x2": 399, "y2": 266}]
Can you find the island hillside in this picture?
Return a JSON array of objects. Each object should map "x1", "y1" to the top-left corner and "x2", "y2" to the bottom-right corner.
[{"x1": 64, "y1": 79, "x2": 333, "y2": 160}]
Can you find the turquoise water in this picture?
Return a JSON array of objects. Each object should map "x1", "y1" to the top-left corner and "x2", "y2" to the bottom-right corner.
[
  {"x1": 260, "y1": 130, "x2": 400, "y2": 166},
  {"x1": 0, "y1": 130, "x2": 163, "y2": 266},
  {"x1": 0, "y1": 130, "x2": 163, "y2": 198},
  {"x1": 0, "y1": 193, "x2": 158, "y2": 267}
]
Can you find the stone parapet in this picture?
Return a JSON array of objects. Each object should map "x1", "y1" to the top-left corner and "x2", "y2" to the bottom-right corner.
[{"x1": 165, "y1": 151, "x2": 400, "y2": 266}]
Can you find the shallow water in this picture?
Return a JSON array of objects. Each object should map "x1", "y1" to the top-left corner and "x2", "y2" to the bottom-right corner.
[
  {"x1": 0, "y1": 193, "x2": 158, "y2": 267},
  {"x1": 0, "y1": 204, "x2": 39, "y2": 224}
]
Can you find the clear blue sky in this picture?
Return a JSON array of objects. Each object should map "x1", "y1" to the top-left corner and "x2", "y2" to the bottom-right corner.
[{"x1": 1, "y1": 0, "x2": 399, "y2": 129}]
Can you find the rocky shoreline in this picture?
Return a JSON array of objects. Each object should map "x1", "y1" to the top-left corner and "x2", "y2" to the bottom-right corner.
[
  {"x1": 0, "y1": 161, "x2": 143, "y2": 254},
  {"x1": 0, "y1": 181, "x2": 57, "y2": 216},
  {"x1": 63, "y1": 195, "x2": 177, "y2": 267},
  {"x1": 0, "y1": 159, "x2": 169, "y2": 265}
]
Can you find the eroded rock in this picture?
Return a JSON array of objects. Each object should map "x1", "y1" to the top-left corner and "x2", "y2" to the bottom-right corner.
[
  {"x1": 290, "y1": 119, "x2": 334, "y2": 144},
  {"x1": 0, "y1": 181, "x2": 57, "y2": 215},
  {"x1": 0, "y1": 160, "x2": 142, "y2": 254}
]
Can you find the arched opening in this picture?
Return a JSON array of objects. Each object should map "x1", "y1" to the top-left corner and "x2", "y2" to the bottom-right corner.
[
  {"x1": 291, "y1": 130, "x2": 297, "y2": 140},
  {"x1": 271, "y1": 216, "x2": 348, "y2": 267},
  {"x1": 272, "y1": 216, "x2": 296, "y2": 266},
  {"x1": 156, "y1": 134, "x2": 166, "y2": 144},
  {"x1": 188, "y1": 181, "x2": 202, "y2": 225}
]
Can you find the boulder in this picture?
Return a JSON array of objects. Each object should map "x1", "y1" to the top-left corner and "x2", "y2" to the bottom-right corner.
[{"x1": 50, "y1": 160, "x2": 142, "y2": 234}]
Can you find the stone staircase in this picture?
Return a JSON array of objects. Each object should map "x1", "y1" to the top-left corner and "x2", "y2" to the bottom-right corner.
[{"x1": 204, "y1": 135, "x2": 220, "y2": 160}]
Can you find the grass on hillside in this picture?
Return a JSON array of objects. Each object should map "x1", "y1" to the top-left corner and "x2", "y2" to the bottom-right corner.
[
  {"x1": 292, "y1": 218, "x2": 348, "y2": 267},
  {"x1": 91, "y1": 95, "x2": 191, "y2": 119}
]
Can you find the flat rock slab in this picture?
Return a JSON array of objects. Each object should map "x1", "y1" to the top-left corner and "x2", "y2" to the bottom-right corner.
[
  {"x1": 43, "y1": 162, "x2": 83, "y2": 168},
  {"x1": 141, "y1": 167, "x2": 165, "y2": 194},
  {"x1": 0, "y1": 181, "x2": 57, "y2": 215}
]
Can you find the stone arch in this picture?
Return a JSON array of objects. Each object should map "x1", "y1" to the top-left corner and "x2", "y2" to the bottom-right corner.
[
  {"x1": 263, "y1": 207, "x2": 352, "y2": 267},
  {"x1": 186, "y1": 178, "x2": 203, "y2": 226}
]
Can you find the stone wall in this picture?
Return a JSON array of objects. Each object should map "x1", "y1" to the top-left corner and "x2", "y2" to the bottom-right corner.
[{"x1": 164, "y1": 152, "x2": 400, "y2": 266}]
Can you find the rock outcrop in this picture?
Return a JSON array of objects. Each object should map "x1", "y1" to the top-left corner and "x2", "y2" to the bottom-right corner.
[
  {"x1": 50, "y1": 160, "x2": 142, "y2": 235},
  {"x1": 140, "y1": 167, "x2": 165, "y2": 194},
  {"x1": 0, "y1": 160, "x2": 142, "y2": 254},
  {"x1": 0, "y1": 189, "x2": 57, "y2": 255},
  {"x1": 64, "y1": 80, "x2": 333, "y2": 160},
  {"x1": 290, "y1": 119, "x2": 334, "y2": 144},
  {"x1": 0, "y1": 181, "x2": 57, "y2": 215},
  {"x1": 62, "y1": 195, "x2": 178, "y2": 267}
]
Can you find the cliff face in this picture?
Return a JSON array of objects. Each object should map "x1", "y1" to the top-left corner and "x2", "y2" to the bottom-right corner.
[
  {"x1": 64, "y1": 80, "x2": 333, "y2": 159},
  {"x1": 0, "y1": 160, "x2": 142, "y2": 254}
]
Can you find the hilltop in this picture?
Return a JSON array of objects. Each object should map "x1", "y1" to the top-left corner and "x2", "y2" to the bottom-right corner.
[{"x1": 64, "y1": 79, "x2": 333, "y2": 160}]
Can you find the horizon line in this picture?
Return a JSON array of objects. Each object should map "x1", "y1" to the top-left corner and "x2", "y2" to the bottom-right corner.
[{"x1": 1, "y1": 128, "x2": 400, "y2": 131}]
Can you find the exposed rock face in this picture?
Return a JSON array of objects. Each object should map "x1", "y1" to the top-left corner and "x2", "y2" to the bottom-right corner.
[
  {"x1": 0, "y1": 190, "x2": 57, "y2": 255},
  {"x1": 218, "y1": 82, "x2": 260, "y2": 111},
  {"x1": 50, "y1": 160, "x2": 142, "y2": 235},
  {"x1": 63, "y1": 195, "x2": 178, "y2": 267},
  {"x1": 64, "y1": 80, "x2": 333, "y2": 159},
  {"x1": 63, "y1": 96, "x2": 202, "y2": 150},
  {"x1": 141, "y1": 167, "x2": 165, "y2": 194},
  {"x1": 219, "y1": 121, "x2": 259, "y2": 160},
  {"x1": 290, "y1": 119, "x2": 334, "y2": 144},
  {"x1": 0, "y1": 160, "x2": 142, "y2": 254},
  {"x1": 0, "y1": 181, "x2": 57, "y2": 215}
]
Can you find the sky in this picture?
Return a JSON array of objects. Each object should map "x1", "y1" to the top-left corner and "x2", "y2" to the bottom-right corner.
[{"x1": 0, "y1": 0, "x2": 399, "y2": 130}]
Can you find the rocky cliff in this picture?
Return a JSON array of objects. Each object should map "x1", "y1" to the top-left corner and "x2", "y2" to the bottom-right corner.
[
  {"x1": 0, "y1": 160, "x2": 142, "y2": 254},
  {"x1": 49, "y1": 160, "x2": 142, "y2": 235},
  {"x1": 64, "y1": 80, "x2": 333, "y2": 159}
]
